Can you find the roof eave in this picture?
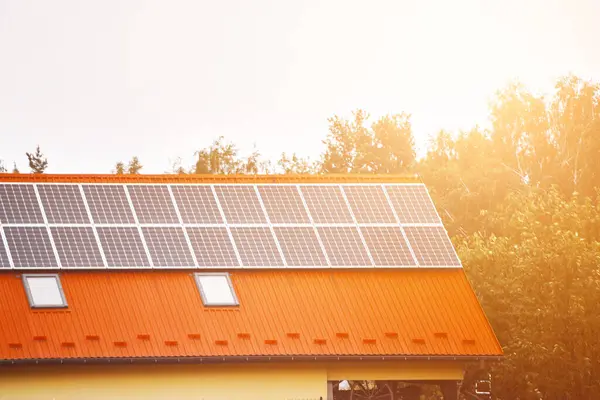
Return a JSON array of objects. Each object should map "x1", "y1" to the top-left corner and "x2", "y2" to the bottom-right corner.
[{"x1": 0, "y1": 354, "x2": 504, "y2": 366}]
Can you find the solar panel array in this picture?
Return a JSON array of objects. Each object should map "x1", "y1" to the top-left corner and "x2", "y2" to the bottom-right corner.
[{"x1": 0, "y1": 183, "x2": 460, "y2": 269}]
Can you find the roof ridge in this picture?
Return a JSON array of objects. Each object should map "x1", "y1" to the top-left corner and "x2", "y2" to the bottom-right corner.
[{"x1": 0, "y1": 173, "x2": 422, "y2": 184}]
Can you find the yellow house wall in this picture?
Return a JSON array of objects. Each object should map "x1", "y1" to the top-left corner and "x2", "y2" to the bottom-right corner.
[{"x1": 0, "y1": 361, "x2": 464, "y2": 400}]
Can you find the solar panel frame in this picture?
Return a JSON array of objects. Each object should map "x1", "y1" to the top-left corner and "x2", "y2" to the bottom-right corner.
[
  {"x1": 385, "y1": 184, "x2": 442, "y2": 224},
  {"x1": 0, "y1": 184, "x2": 45, "y2": 224},
  {"x1": 4, "y1": 226, "x2": 59, "y2": 268},
  {"x1": 50, "y1": 227, "x2": 105, "y2": 268},
  {"x1": 37, "y1": 184, "x2": 91, "y2": 224},
  {"x1": 403, "y1": 226, "x2": 461, "y2": 267}
]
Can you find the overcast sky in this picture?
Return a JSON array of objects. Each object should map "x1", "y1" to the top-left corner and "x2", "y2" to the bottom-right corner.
[{"x1": 1, "y1": 0, "x2": 598, "y2": 173}]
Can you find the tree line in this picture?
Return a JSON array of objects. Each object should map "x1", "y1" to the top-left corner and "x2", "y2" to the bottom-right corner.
[{"x1": 2, "y1": 74, "x2": 600, "y2": 398}]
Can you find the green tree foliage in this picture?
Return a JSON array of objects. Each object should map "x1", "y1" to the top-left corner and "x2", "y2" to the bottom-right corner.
[
  {"x1": 26, "y1": 145, "x2": 48, "y2": 174},
  {"x1": 194, "y1": 136, "x2": 271, "y2": 175},
  {"x1": 321, "y1": 109, "x2": 415, "y2": 173},
  {"x1": 277, "y1": 152, "x2": 317, "y2": 174},
  {"x1": 459, "y1": 187, "x2": 600, "y2": 399}
]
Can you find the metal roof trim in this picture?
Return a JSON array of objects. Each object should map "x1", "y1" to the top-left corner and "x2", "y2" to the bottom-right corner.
[
  {"x1": 0, "y1": 173, "x2": 422, "y2": 184},
  {"x1": 0, "y1": 354, "x2": 504, "y2": 366}
]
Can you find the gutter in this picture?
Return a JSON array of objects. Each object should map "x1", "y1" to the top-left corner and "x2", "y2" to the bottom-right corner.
[{"x1": 0, "y1": 354, "x2": 503, "y2": 366}]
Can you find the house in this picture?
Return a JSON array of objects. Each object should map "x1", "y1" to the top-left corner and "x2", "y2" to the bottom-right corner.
[{"x1": 0, "y1": 174, "x2": 502, "y2": 400}]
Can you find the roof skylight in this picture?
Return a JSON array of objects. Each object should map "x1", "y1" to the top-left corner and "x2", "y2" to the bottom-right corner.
[
  {"x1": 22, "y1": 274, "x2": 68, "y2": 308},
  {"x1": 194, "y1": 272, "x2": 238, "y2": 306}
]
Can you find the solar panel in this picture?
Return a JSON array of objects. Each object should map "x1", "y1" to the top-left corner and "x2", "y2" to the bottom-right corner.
[
  {"x1": 37, "y1": 185, "x2": 90, "y2": 224},
  {"x1": 300, "y1": 186, "x2": 353, "y2": 223},
  {"x1": 0, "y1": 184, "x2": 44, "y2": 224},
  {"x1": 360, "y1": 227, "x2": 415, "y2": 266},
  {"x1": 274, "y1": 227, "x2": 327, "y2": 266},
  {"x1": 97, "y1": 227, "x2": 150, "y2": 267},
  {"x1": 317, "y1": 227, "x2": 371, "y2": 266},
  {"x1": 403, "y1": 226, "x2": 460, "y2": 266},
  {"x1": 186, "y1": 227, "x2": 239, "y2": 266},
  {"x1": 171, "y1": 185, "x2": 222, "y2": 224},
  {"x1": 4, "y1": 227, "x2": 58, "y2": 268},
  {"x1": 127, "y1": 185, "x2": 179, "y2": 224},
  {"x1": 385, "y1": 185, "x2": 441, "y2": 224},
  {"x1": 0, "y1": 236, "x2": 10, "y2": 268},
  {"x1": 83, "y1": 185, "x2": 135, "y2": 224},
  {"x1": 51, "y1": 227, "x2": 104, "y2": 268},
  {"x1": 257, "y1": 186, "x2": 310, "y2": 224},
  {"x1": 214, "y1": 186, "x2": 267, "y2": 224},
  {"x1": 343, "y1": 185, "x2": 396, "y2": 223},
  {"x1": 230, "y1": 227, "x2": 283, "y2": 266},
  {"x1": 142, "y1": 227, "x2": 195, "y2": 267}
]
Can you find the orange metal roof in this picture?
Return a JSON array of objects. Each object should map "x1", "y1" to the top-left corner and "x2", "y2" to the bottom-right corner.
[
  {"x1": 0, "y1": 173, "x2": 421, "y2": 184},
  {"x1": 0, "y1": 269, "x2": 502, "y2": 362}
]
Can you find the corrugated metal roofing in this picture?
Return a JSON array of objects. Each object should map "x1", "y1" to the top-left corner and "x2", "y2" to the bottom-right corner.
[{"x1": 0, "y1": 269, "x2": 502, "y2": 361}]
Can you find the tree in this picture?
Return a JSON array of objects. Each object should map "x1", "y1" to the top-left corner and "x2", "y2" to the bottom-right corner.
[
  {"x1": 277, "y1": 152, "x2": 317, "y2": 174},
  {"x1": 194, "y1": 137, "x2": 270, "y2": 175},
  {"x1": 321, "y1": 110, "x2": 416, "y2": 173},
  {"x1": 127, "y1": 157, "x2": 143, "y2": 174},
  {"x1": 0, "y1": 160, "x2": 6, "y2": 173},
  {"x1": 114, "y1": 162, "x2": 125, "y2": 175},
  {"x1": 12, "y1": 162, "x2": 19, "y2": 173},
  {"x1": 458, "y1": 187, "x2": 600, "y2": 399},
  {"x1": 26, "y1": 146, "x2": 48, "y2": 173},
  {"x1": 113, "y1": 157, "x2": 142, "y2": 174}
]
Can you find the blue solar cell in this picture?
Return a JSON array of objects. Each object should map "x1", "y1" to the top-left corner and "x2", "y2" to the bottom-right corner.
[
  {"x1": 127, "y1": 185, "x2": 179, "y2": 224},
  {"x1": 37, "y1": 184, "x2": 90, "y2": 224},
  {"x1": 142, "y1": 227, "x2": 195, "y2": 267},
  {"x1": 51, "y1": 227, "x2": 104, "y2": 268},
  {"x1": 83, "y1": 185, "x2": 135, "y2": 224},
  {"x1": 258, "y1": 186, "x2": 310, "y2": 224},
  {"x1": 97, "y1": 227, "x2": 150, "y2": 268},
  {"x1": 0, "y1": 184, "x2": 44, "y2": 224},
  {"x1": 186, "y1": 227, "x2": 239, "y2": 266},
  {"x1": 230, "y1": 227, "x2": 282, "y2": 266},
  {"x1": 404, "y1": 226, "x2": 460, "y2": 266},
  {"x1": 215, "y1": 186, "x2": 266, "y2": 224},
  {"x1": 171, "y1": 185, "x2": 223, "y2": 224},
  {"x1": 4, "y1": 227, "x2": 58, "y2": 268},
  {"x1": 343, "y1": 185, "x2": 396, "y2": 223},
  {"x1": 0, "y1": 233, "x2": 11, "y2": 268}
]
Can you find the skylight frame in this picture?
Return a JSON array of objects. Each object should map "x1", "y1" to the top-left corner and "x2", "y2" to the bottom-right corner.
[
  {"x1": 22, "y1": 273, "x2": 68, "y2": 308},
  {"x1": 194, "y1": 272, "x2": 239, "y2": 307}
]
